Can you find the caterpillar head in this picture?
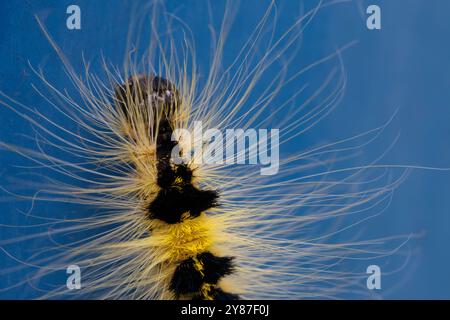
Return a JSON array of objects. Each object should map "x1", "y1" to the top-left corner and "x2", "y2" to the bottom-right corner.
[{"x1": 114, "y1": 75, "x2": 181, "y2": 138}]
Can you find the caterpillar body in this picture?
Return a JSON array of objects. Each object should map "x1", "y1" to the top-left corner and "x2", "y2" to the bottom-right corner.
[
  {"x1": 115, "y1": 75, "x2": 237, "y2": 300},
  {"x1": 0, "y1": 1, "x2": 412, "y2": 300}
]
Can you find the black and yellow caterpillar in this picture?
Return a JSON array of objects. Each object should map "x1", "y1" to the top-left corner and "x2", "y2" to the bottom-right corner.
[{"x1": 115, "y1": 75, "x2": 238, "y2": 300}]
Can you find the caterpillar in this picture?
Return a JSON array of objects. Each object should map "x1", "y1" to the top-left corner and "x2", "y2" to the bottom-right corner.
[
  {"x1": 0, "y1": 0, "x2": 416, "y2": 300},
  {"x1": 114, "y1": 75, "x2": 237, "y2": 299}
]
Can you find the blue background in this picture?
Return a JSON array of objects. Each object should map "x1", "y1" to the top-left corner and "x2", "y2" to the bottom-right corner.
[{"x1": 1, "y1": 0, "x2": 450, "y2": 299}]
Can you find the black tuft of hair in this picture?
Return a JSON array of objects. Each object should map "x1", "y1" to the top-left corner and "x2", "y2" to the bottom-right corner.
[
  {"x1": 148, "y1": 185, "x2": 219, "y2": 224},
  {"x1": 198, "y1": 252, "x2": 235, "y2": 284},
  {"x1": 176, "y1": 164, "x2": 193, "y2": 184},
  {"x1": 170, "y1": 258, "x2": 203, "y2": 296}
]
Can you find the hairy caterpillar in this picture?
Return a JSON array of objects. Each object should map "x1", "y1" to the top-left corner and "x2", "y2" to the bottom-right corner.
[
  {"x1": 0, "y1": 0, "x2": 420, "y2": 299},
  {"x1": 114, "y1": 75, "x2": 237, "y2": 299}
]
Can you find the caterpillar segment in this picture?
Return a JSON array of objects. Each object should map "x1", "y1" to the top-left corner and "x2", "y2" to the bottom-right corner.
[{"x1": 114, "y1": 75, "x2": 239, "y2": 300}]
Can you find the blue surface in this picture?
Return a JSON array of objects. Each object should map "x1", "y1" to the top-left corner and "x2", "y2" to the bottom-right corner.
[{"x1": 1, "y1": 0, "x2": 450, "y2": 299}]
